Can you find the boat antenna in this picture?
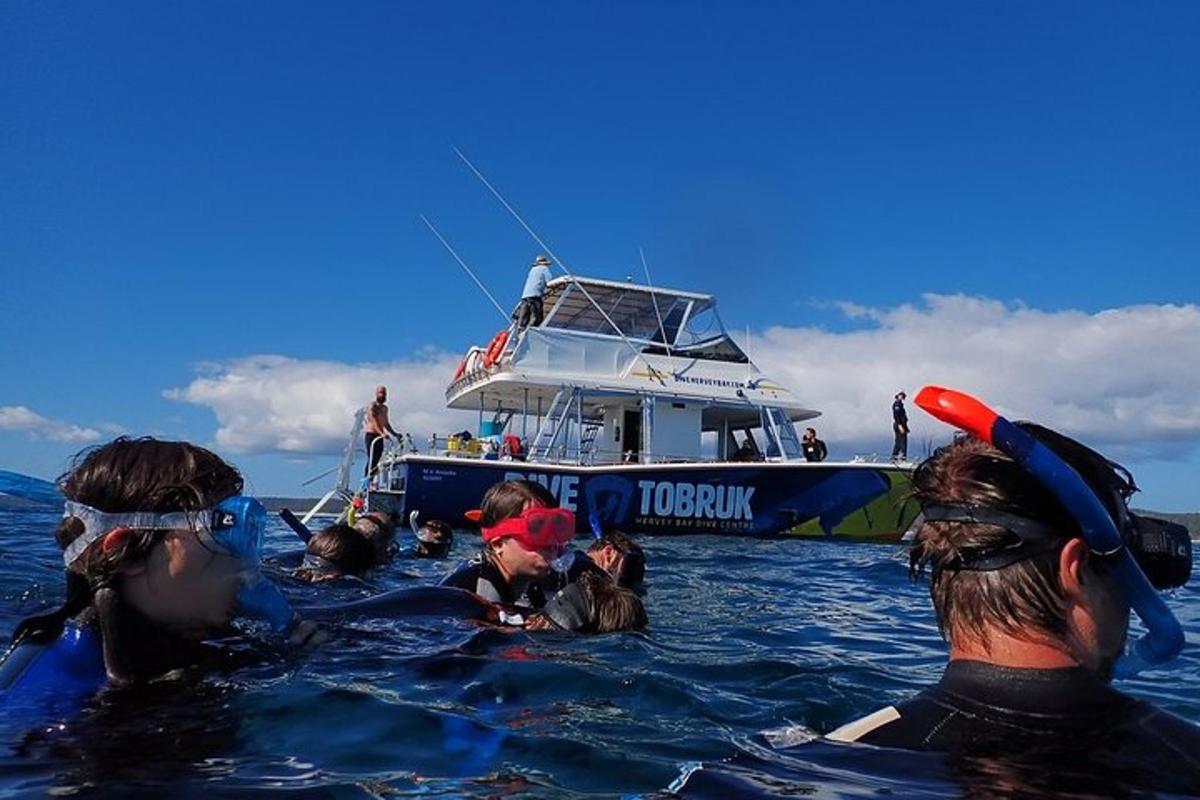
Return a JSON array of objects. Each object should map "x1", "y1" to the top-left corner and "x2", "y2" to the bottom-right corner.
[
  {"x1": 453, "y1": 147, "x2": 666, "y2": 385},
  {"x1": 420, "y1": 214, "x2": 510, "y2": 325},
  {"x1": 639, "y1": 246, "x2": 672, "y2": 358}
]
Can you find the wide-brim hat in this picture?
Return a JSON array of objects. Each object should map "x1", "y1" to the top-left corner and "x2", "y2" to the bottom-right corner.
[{"x1": 533, "y1": 254, "x2": 551, "y2": 266}]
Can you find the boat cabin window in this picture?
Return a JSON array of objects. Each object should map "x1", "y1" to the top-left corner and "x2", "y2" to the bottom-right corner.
[{"x1": 645, "y1": 300, "x2": 749, "y2": 363}]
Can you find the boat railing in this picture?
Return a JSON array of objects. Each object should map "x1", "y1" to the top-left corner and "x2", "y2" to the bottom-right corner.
[{"x1": 445, "y1": 326, "x2": 523, "y2": 398}]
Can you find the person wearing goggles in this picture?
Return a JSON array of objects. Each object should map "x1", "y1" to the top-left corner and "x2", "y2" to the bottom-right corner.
[
  {"x1": 440, "y1": 480, "x2": 607, "y2": 621},
  {"x1": 7, "y1": 437, "x2": 318, "y2": 689},
  {"x1": 825, "y1": 389, "x2": 1200, "y2": 794}
]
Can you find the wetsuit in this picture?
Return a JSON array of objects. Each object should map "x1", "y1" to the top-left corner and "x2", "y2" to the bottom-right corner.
[
  {"x1": 829, "y1": 659, "x2": 1200, "y2": 794},
  {"x1": 891, "y1": 397, "x2": 908, "y2": 460},
  {"x1": 439, "y1": 551, "x2": 605, "y2": 614}
]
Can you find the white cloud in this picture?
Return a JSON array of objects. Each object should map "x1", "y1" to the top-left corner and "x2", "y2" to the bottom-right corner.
[
  {"x1": 165, "y1": 354, "x2": 476, "y2": 455},
  {"x1": 0, "y1": 405, "x2": 102, "y2": 444},
  {"x1": 165, "y1": 297, "x2": 1200, "y2": 467},
  {"x1": 749, "y1": 295, "x2": 1200, "y2": 462}
]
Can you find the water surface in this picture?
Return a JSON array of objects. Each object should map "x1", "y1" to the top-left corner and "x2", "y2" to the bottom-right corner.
[{"x1": 2, "y1": 508, "x2": 1197, "y2": 798}]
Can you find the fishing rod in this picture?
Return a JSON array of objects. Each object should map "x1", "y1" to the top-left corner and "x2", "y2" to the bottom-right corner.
[
  {"x1": 420, "y1": 214, "x2": 511, "y2": 325},
  {"x1": 452, "y1": 147, "x2": 666, "y2": 385}
]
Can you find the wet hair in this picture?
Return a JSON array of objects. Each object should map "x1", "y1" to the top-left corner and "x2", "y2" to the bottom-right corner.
[
  {"x1": 56, "y1": 437, "x2": 243, "y2": 582},
  {"x1": 300, "y1": 524, "x2": 377, "y2": 579},
  {"x1": 587, "y1": 530, "x2": 646, "y2": 590},
  {"x1": 477, "y1": 480, "x2": 557, "y2": 528},
  {"x1": 539, "y1": 570, "x2": 648, "y2": 633},
  {"x1": 579, "y1": 571, "x2": 647, "y2": 633},
  {"x1": 353, "y1": 511, "x2": 398, "y2": 561},
  {"x1": 910, "y1": 423, "x2": 1129, "y2": 649},
  {"x1": 12, "y1": 437, "x2": 242, "y2": 645}
]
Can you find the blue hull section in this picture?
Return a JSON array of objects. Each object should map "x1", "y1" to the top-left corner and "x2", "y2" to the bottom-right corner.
[{"x1": 377, "y1": 457, "x2": 915, "y2": 539}]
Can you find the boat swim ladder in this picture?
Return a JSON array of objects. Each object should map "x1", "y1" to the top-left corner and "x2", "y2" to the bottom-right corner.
[
  {"x1": 528, "y1": 387, "x2": 579, "y2": 462},
  {"x1": 302, "y1": 407, "x2": 366, "y2": 524}
]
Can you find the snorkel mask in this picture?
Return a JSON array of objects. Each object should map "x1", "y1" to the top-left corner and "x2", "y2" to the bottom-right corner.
[
  {"x1": 916, "y1": 386, "x2": 1188, "y2": 675},
  {"x1": 62, "y1": 496, "x2": 296, "y2": 634},
  {"x1": 481, "y1": 507, "x2": 578, "y2": 572}
]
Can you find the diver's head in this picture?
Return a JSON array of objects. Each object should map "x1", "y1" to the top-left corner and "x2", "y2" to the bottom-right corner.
[
  {"x1": 526, "y1": 571, "x2": 648, "y2": 633},
  {"x1": 414, "y1": 519, "x2": 453, "y2": 558},
  {"x1": 55, "y1": 437, "x2": 249, "y2": 634},
  {"x1": 300, "y1": 524, "x2": 376, "y2": 580},
  {"x1": 478, "y1": 480, "x2": 574, "y2": 582},
  {"x1": 354, "y1": 511, "x2": 398, "y2": 562},
  {"x1": 909, "y1": 424, "x2": 1189, "y2": 677},
  {"x1": 587, "y1": 530, "x2": 646, "y2": 591}
]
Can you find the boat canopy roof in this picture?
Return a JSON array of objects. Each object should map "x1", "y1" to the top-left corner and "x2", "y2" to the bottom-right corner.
[{"x1": 542, "y1": 276, "x2": 748, "y2": 363}]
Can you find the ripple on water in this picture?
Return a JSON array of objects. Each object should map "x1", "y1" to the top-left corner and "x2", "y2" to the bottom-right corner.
[{"x1": 1, "y1": 510, "x2": 1198, "y2": 797}]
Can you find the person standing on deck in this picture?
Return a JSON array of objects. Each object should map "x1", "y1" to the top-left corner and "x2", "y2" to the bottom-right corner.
[
  {"x1": 802, "y1": 427, "x2": 828, "y2": 462},
  {"x1": 515, "y1": 254, "x2": 553, "y2": 329},
  {"x1": 364, "y1": 385, "x2": 400, "y2": 478},
  {"x1": 891, "y1": 391, "x2": 909, "y2": 462}
]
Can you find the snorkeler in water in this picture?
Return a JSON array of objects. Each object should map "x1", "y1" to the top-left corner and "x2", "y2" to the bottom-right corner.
[
  {"x1": 8, "y1": 437, "x2": 320, "y2": 688},
  {"x1": 295, "y1": 523, "x2": 378, "y2": 582},
  {"x1": 825, "y1": 389, "x2": 1200, "y2": 793},
  {"x1": 526, "y1": 570, "x2": 647, "y2": 633},
  {"x1": 439, "y1": 480, "x2": 608, "y2": 621},
  {"x1": 412, "y1": 518, "x2": 454, "y2": 559},
  {"x1": 587, "y1": 530, "x2": 646, "y2": 592}
]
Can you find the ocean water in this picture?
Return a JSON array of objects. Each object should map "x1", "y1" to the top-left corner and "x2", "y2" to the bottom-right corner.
[{"x1": 1, "y1": 507, "x2": 1198, "y2": 799}]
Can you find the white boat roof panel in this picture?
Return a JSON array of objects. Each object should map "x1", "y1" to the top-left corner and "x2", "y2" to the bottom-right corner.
[
  {"x1": 543, "y1": 276, "x2": 716, "y2": 345},
  {"x1": 544, "y1": 275, "x2": 713, "y2": 302}
]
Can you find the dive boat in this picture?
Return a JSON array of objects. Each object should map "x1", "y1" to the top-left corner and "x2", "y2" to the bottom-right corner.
[{"x1": 321, "y1": 276, "x2": 917, "y2": 540}]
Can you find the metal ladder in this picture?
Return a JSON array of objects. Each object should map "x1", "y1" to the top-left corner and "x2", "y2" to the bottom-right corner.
[
  {"x1": 529, "y1": 388, "x2": 578, "y2": 461},
  {"x1": 579, "y1": 423, "x2": 601, "y2": 464}
]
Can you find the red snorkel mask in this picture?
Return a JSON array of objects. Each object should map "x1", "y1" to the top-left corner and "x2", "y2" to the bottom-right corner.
[{"x1": 480, "y1": 507, "x2": 577, "y2": 552}]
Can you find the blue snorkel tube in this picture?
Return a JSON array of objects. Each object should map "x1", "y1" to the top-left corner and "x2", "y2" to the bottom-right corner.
[{"x1": 916, "y1": 386, "x2": 1185, "y2": 674}]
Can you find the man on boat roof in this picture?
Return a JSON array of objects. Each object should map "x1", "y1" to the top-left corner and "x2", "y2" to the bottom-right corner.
[{"x1": 514, "y1": 254, "x2": 552, "y2": 329}]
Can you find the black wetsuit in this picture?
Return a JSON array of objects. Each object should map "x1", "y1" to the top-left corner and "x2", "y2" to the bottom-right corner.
[
  {"x1": 802, "y1": 438, "x2": 827, "y2": 462},
  {"x1": 891, "y1": 397, "x2": 908, "y2": 460},
  {"x1": 439, "y1": 550, "x2": 604, "y2": 612},
  {"x1": 830, "y1": 660, "x2": 1200, "y2": 795}
]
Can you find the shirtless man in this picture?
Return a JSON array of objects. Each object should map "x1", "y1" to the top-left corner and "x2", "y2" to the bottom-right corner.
[{"x1": 364, "y1": 385, "x2": 399, "y2": 477}]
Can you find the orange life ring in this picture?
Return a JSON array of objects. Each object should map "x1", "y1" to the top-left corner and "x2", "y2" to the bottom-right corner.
[
  {"x1": 482, "y1": 330, "x2": 509, "y2": 368},
  {"x1": 452, "y1": 358, "x2": 467, "y2": 382}
]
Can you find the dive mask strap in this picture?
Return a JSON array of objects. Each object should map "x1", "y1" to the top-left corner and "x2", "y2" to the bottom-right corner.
[
  {"x1": 61, "y1": 501, "x2": 211, "y2": 567},
  {"x1": 921, "y1": 505, "x2": 1065, "y2": 571}
]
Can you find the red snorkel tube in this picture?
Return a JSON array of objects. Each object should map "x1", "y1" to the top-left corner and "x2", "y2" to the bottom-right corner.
[{"x1": 915, "y1": 386, "x2": 1185, "y2": 674}]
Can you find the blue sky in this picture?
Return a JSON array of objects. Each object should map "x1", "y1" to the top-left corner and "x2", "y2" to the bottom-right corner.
[{"x1": 2, "y1": 2, "x2": 1198, "y2": 510}]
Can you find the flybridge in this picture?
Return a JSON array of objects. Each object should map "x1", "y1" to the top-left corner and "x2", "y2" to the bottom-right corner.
[{"x1": 443, "y1": 274, "x2": 818, "y2": 466}]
